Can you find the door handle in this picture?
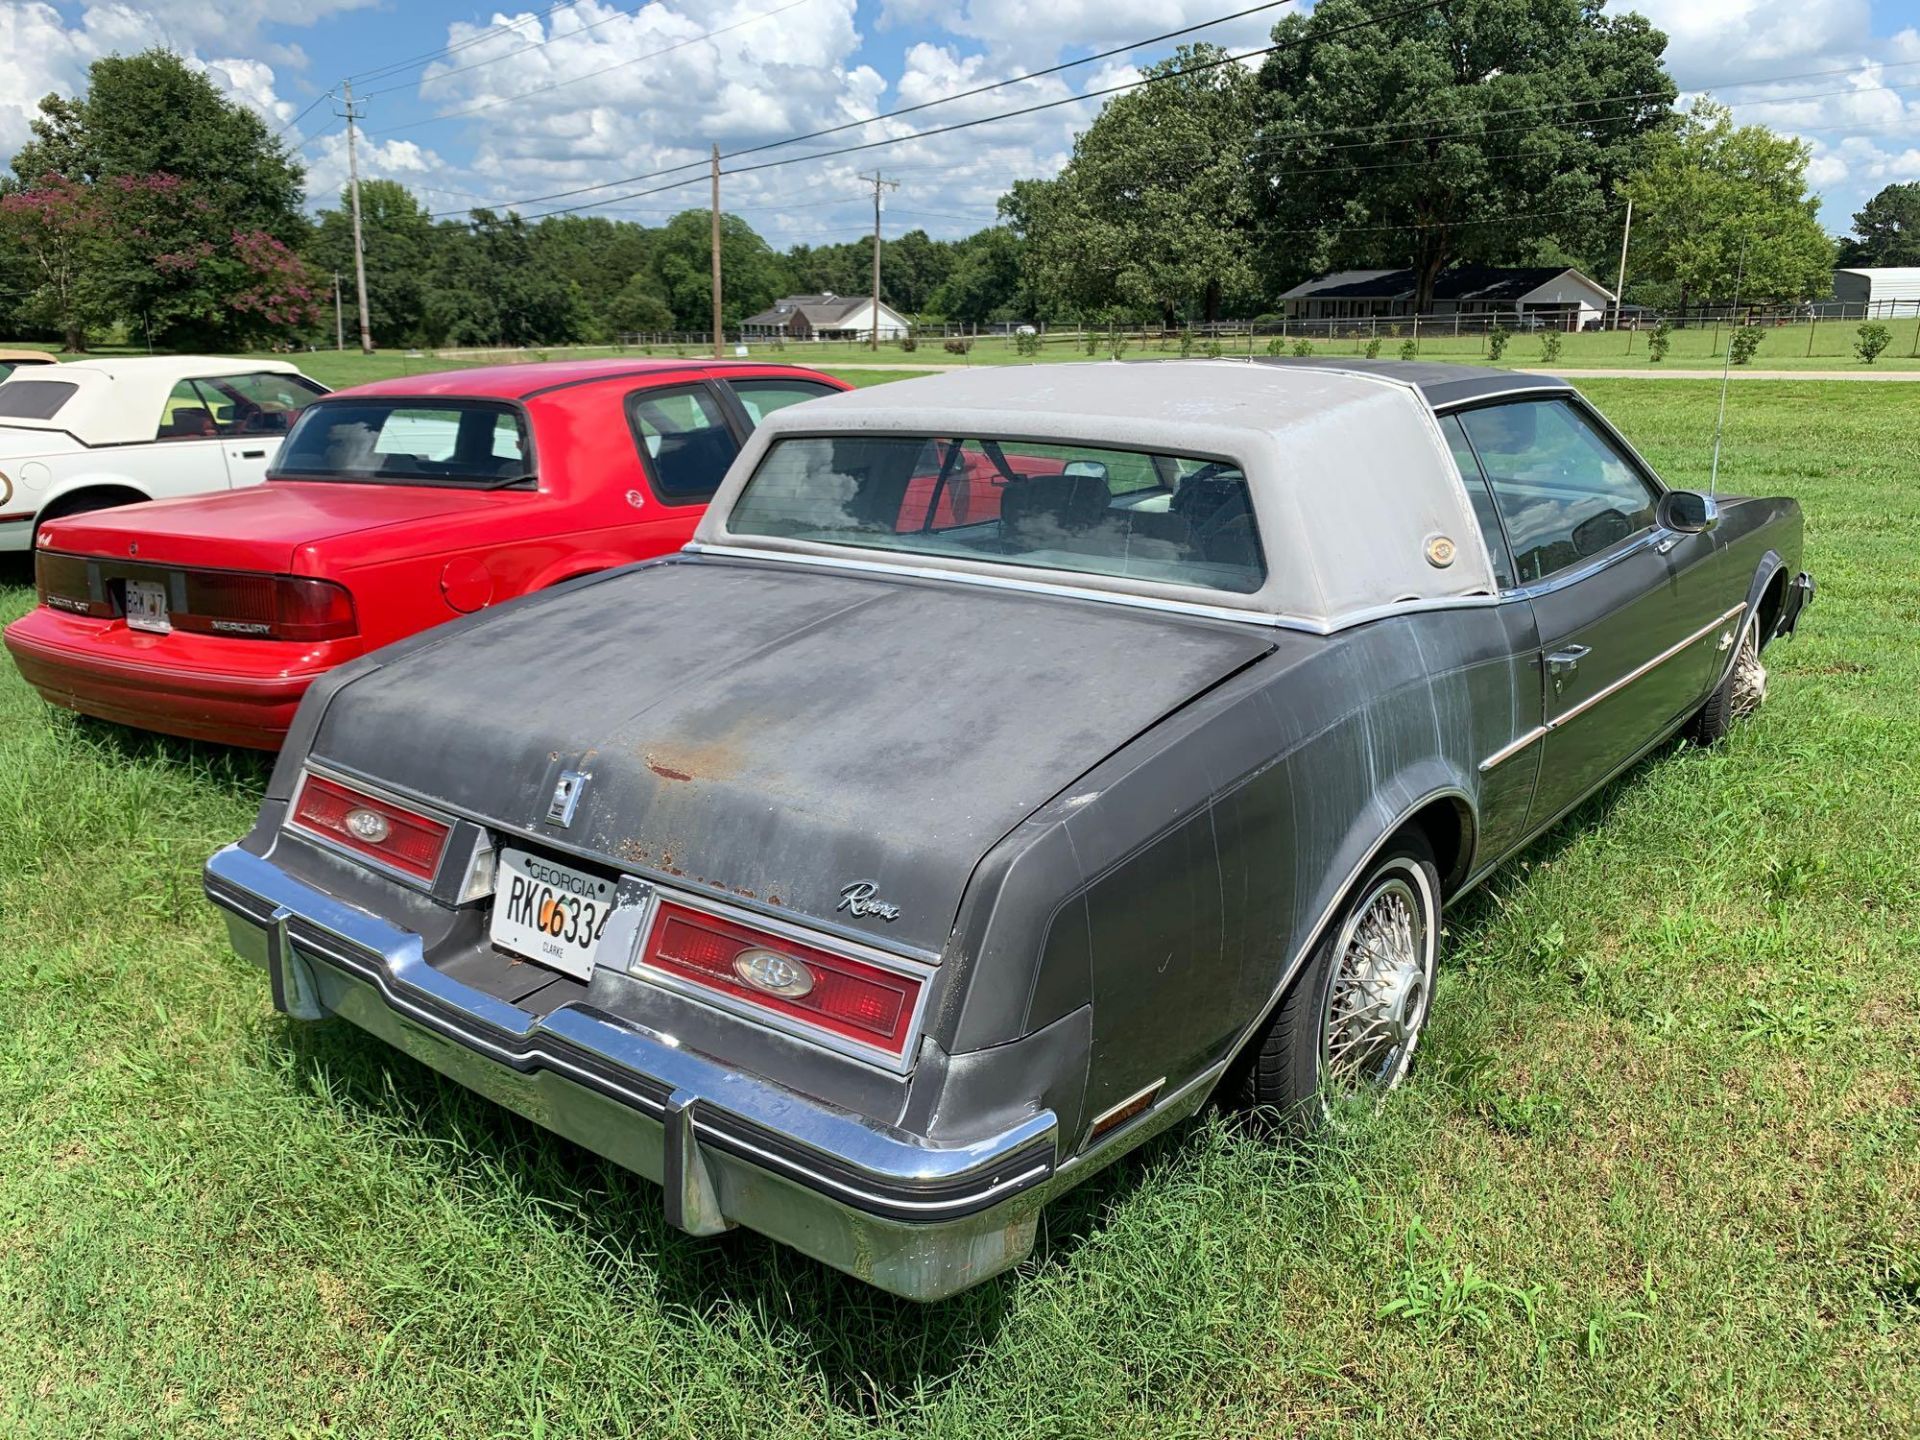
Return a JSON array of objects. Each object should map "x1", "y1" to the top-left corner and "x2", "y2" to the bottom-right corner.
[
  {"x1": 239, "y1": 449, "x2": 267, "y2": 459},
  {"x1": 1547, "y1": 645, "x2": 1590, "y2": 692}
]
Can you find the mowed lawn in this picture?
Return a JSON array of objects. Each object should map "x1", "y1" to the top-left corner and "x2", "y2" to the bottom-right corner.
[{"x1": 0, "y1": 380, "x2": 1914, "y2": 1438}]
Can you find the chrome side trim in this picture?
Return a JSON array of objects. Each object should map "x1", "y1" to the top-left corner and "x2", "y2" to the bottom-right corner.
[
  {"x1": 1478, "y1": 602, "x2": 1748, "y2": 772},
  {"x1": 1477, "y1": 725, "x2": 1549, "y2": 772}
]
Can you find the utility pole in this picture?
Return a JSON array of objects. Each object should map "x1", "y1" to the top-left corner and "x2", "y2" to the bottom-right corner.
[
  {"x1": 333, "y1": 273, "x2": 344, "y2": 351},
  {"x1": 340, "y1": 80, "x2": 374, "y2": 355},
  {"x1": 860, "y1": 171, "x2": 899, "y2": 351},
  {"x1": 710, "y1": 144, "x2": 724, "y2": 360},
  {"x1": 1612, "y1": 196, "x2": 1633, "y2": 331}
]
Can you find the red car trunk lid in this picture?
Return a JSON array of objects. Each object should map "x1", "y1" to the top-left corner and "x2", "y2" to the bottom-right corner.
[{"x1": 36, "y1": 481, "x2": 506, "y2": 573}]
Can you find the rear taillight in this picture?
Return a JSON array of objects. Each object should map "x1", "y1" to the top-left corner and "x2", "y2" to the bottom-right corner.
[
  {"x1": 35, "y1": 550, "x2": 113, "y2": 618},
  {"x1": 290, "y1": 773, "x2": 451, "y2": 882},
  {"x1": 172, "y1": 573, "x2": 356, "y2": 641},
  {"x1": 640, "y1": 902, "x2": 924, "y2": 1060}
]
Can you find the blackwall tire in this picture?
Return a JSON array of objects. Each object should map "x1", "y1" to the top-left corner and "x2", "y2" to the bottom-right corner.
[
  {"x1": 1236, "y1": 832, "x2": 1441, "y2": 1130},
  {"x1": 1689, "y1": 608, "x2": 1767, "y2": 746}
]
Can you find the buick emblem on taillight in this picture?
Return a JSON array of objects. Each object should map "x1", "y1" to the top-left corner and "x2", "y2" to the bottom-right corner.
[
  {"x1": 546, "y1": 770, "x2": 588, "y2": 827},
  {"x1": 837, "y1": 880, "x2": 900, "y2": 921}
]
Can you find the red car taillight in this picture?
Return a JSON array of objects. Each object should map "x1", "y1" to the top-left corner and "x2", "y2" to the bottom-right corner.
[
  {"x1": 35, "y1": 551, "x2": 113, "y2": 618},
  {"x1": 171, "y1": 573, "x2": 357, "y2": 642},
  {"x1": 290, "y1": 773, "x2": 451, "y2": 882},
  {"x1": 641, "y1": 902, "x2": 924, "y2": 1059}
]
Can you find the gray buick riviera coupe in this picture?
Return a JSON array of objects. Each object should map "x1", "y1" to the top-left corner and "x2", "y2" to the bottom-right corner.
[{"x1": 205, "y1": 360, "x2": 1813, "y2": 1298}]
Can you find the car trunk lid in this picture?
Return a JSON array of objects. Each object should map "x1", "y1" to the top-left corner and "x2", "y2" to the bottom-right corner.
[
  {"x1": 310, "y1": 559, "x2": 1274, "y2": 954},
  {"x1": 37, "y1": 480, "x2": 510, "y2": 574}
]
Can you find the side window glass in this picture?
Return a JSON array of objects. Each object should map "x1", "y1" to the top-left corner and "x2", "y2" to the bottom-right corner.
[
  {"x1": 1459, "y1": 400, "x2": 1659, "y2": 584},
  {"x1": 1438, "y1": 413, "x2": 1514, "y2": 589},
  {"x1": 729, "y1": 380, "x2": 837, "y2": 426},
  {"x1": 216, "y1": 372, "x2": 323, "y2": 435},
  {"x1": 627, "y1": 387, "x2": 739, "y2": 502},
  {"x1": 157, "y1": 380, "x2": 221, "y2": 440}
]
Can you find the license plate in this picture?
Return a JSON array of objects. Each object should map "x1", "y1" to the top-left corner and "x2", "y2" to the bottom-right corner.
[
  {"x1": 125, "y1": 579, "x2": 170, "y2": 634},
  {"x1": 489, "y1": 847, "x2": 617, "y2": 980}
]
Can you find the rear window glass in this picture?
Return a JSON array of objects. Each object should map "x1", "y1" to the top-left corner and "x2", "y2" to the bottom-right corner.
[
  {"x1": 727, "y1": 436, "x2": 1266, "y2": 595},
  {"x1": 275, "y1": 400, "x2": 531, "y2": 486},
  {"x1": 0, "y1": 380, "x2": 79, "y2": 420}
]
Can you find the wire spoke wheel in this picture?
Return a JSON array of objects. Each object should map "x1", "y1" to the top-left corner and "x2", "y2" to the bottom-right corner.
[
  {"x1": 1318, "y1": 869, "x2": 1435, "y2": 1100},
  {"x1": 1729, "y1": 613, "x2": 1767, "y2": 720}
]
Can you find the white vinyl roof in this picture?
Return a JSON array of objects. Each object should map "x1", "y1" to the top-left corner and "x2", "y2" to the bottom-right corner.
[
  {"x1": 693, "y1": 361, "x2": 1500, "y2": 632},
  {"x1": 0, "y1": 355, "x2": 307, "y2": 446}
]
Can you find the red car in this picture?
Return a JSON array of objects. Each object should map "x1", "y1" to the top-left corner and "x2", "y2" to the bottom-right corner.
[{"x1": 3, "y1": 360, "x2": 848, "y2": 749}]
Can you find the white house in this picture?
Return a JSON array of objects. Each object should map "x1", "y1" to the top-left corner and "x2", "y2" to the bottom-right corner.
[
  {"x1": 740, "y1": 293, "x2": 912, "y2": 342},
  {"x1": 1831, "y1": 268, "x2": 1920, "y2": 316},
  {"x1": 1280, "y1": 264, "x2": 1616, "y2": 328}
]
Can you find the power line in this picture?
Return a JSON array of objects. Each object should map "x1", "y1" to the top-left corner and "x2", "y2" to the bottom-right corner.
[
  {"x1": 718, "y1": 0, "x2": 1296, "y2": 164},
  {"x1": 274, "y1": 90, "x2": 334, "y2": 140},
  {"x1": 375, "y1": 0, "x2": 816, "y2": 138},
  {"x1": 348, "y1": 0, "x2": 592, "y2": 86},
  {"x1": 501, "y1": 0, "x2": 1453, "y2": 221}
]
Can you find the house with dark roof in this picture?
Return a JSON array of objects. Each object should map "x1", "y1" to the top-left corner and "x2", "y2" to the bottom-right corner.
[
  {"x1": 1279, "y1": 264, "x2": 1616, "y2": 327},
  {"x1": 740, "y1": 293, "x2": 912, "y2": 342}
]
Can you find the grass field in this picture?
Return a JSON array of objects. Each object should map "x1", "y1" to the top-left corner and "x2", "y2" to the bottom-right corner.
[
  {"x1": 1, "y1": 378, "x2": 1915, "y2": 1437},
  {"x1": 10, "y1": 315, "x2": 1920, "y2": 385}
]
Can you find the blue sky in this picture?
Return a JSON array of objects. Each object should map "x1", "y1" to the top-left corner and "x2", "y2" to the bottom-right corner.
[{"x1": 4, "y1": 0, "x2": 1919, "y2": 251}]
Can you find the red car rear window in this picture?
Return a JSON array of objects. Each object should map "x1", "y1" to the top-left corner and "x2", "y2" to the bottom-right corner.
[{"x1": 276, "y1": 399, "x2": 533, "y2": 488}]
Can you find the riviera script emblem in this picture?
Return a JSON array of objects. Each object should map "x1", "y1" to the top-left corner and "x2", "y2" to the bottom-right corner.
[{"x1": 837, "y1": 880, "x2": 900, "y2": 922}]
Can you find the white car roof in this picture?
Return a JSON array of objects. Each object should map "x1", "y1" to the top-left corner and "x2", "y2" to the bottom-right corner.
[
  {"x1": 0, "y1": 355, "x2": 309, "y2": 446},
  {"x1": 692, "y1": 361, "x2": 1500, "y2": 633}
]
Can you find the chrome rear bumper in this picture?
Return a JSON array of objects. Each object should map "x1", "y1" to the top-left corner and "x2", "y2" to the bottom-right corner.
[{"x1": 203, "y1": 844, "x2": 1060, "y2": 1300}]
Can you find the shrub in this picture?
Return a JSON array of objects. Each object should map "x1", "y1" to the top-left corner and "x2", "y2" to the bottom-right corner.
[
  {"x1": 1108, "y1": 333, "x2": 1131, "y2": 359},
  {"x1": 1013, "y1": 330, "x2": 1040, "y2": 357},
  {"x1": 1487, "y1": 325, "x2": 1510, "y2": 361},
  {"x1": 899, "y1": 333, "x2": 918, "y2": 353},
  {"x1": 1265, "y1": 336, "x2": 1288, "y2": 356},
  {"x1": 1364, "y1": 335, "x2": 1383, "y2": 359},
  {"x1": 943, "y1": 336, "x2": 973, "y2": 356},
  {"x1": 1178, "y1": 330, "x2": 1195, "y2": 359},
  {"x1": 1202, "y1": 338, "x2": 1224, "y2": 359},
  {"x1": 1728, "y1": 325, "x2": 1762, "y2": 365},
  {"x1": 1539, "y1": 331, "x2": 1562, "y2": 364},
  {"x1": 1856, "y1": 322, "x2": 1892, "y2": 364},
  {"x1": 1399, "y1": 337, "x2": 1419, "y2": 360},
  {"x1": 1292, "y1": 337, "x2": 1314, "y2": 357},
  {"x1": 1648, "y1": 321, "x2": 1672, "y2": 363}
]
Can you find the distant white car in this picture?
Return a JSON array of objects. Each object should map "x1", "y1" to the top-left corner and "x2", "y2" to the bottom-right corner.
[{"x1": 0, "y1": 355, "x2": 327, "y2": 551}]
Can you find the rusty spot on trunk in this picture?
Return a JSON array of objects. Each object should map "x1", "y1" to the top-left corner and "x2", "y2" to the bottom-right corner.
[{"x1": 646, "y1": 756, "x2": 693, "y2": 782}]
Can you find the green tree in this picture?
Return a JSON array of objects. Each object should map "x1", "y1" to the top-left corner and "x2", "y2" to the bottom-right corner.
[
  {"x1": 1624, "y1": 99, "x2": 1835, "y2": 308},
  {"x1": 307, "y1": 180, "x2": 436, "y2": 348},
  {"x1": 1018, "y1": 45, "x2": 1259, "y2": 324},
  {"x1": 532, "y1": 215, "x2": 658, "y2": 340},
  {"x1": 1837, "y1": 182, "x2": 1920, "y2": 268},
  {"x1": 1254, "y1": 0, "x2": 1675, "y2": 308},
  {"x1": 605, "y1": 274, "x2": 676, "y2": 336},
  {"x1": 650, "y1": 210, "x2": 787, "y2": 331},
  {"x1": 927, "y1": 226, "x2": 1032, "y2": 325},
  {"x1": 427, "y1": 211, "x2": 581, "y2": 346},
  {"x1": 7, "y1": 50, "x2": 313, "y2": 348}
]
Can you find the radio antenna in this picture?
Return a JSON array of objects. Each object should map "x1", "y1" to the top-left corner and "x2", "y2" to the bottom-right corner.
[{"x1": 1707, "y1": 234, "x2": 1748, "y2": 499}]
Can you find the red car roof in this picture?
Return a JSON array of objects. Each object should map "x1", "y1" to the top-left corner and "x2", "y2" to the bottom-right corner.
[{"x1": 336, "y1": 357, "x2": 833, "y2": 401}]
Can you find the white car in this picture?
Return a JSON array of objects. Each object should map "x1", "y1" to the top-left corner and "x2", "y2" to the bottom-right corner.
[{"x1": 0, "y1": 356, "x2": 328, "y2": 551}]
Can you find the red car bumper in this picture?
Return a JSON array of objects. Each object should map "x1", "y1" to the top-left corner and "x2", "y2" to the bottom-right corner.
[{"x1": 3, "y1": 608, "x2": 356, "y2": 750}]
